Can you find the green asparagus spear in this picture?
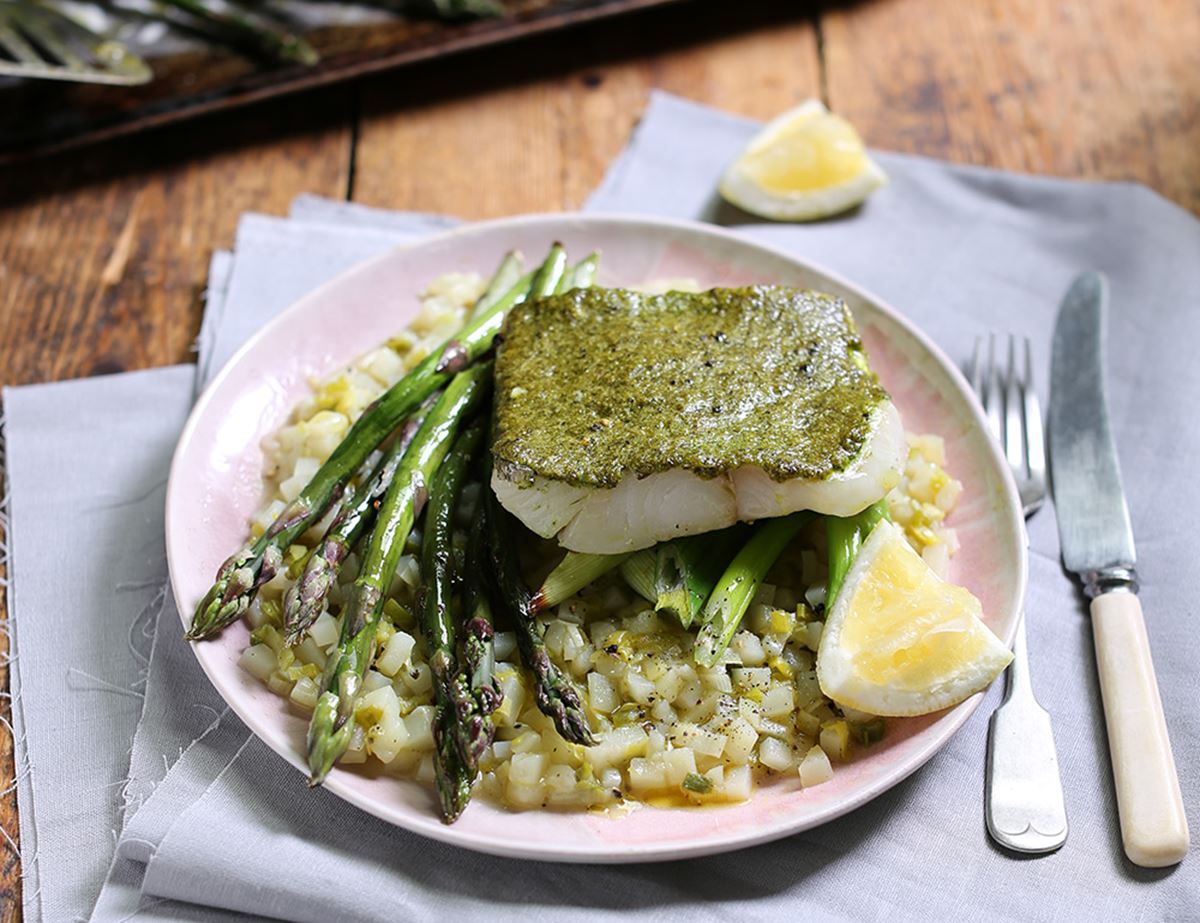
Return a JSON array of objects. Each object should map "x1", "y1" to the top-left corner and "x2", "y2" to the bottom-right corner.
[
  {"x1": 480, "y1": 460, "x2": 595, "y2": 746},
  {"x1": 307, "y1": 363, "x2": 493, "y2": 786},
  {"x1": 157, "y1": 0, "x2": 319, "y2": 65},
  {"x1": 557, "y1": 252, "x2": 600, "y2": 293},
  {"x1": 825, "y1": 500, "x2": 891, "y2": 607},
  {"x1": 282, "y1": 397, "x2": 435, "y2": 645},
  {"x1": 457, "y1": 493, "x2": 505, "y2": 765},
  {"x1": 654, "y1": 526, "x2": 747, "y2": 629},
  {"x1": 186, "y1": 244, "x2": 566, "y2": 641},
  {"x1": 468, "y1": 252, "x2": 525, "y2": 322},
  {"x1": 693, "y1": 512, "x2": 813, "y2": 668},
  {"x1": 421, "y1": 421, "x2": 487, "y2": 821},
  {"x1": 531, "y1": 551, "x2": 631, "y2": 611}
]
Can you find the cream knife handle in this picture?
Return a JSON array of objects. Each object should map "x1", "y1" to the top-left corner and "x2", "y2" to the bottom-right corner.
[{"x1": 1091, "y1": 591, "x2": 1190, "y2": 867}]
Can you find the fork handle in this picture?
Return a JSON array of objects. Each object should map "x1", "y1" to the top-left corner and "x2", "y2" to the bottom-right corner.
[{"x1": 1091, "y1": 591, "x2": 1189, "y2": 867}]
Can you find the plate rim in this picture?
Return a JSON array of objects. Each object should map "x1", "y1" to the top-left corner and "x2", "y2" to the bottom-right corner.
[{"x1": 166, "y1": 210, "x2": 1028, "y2": 863}]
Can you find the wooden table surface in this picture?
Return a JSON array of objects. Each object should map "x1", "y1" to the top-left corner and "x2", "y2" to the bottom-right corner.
[{"x1": 0, "y1": 0, "x2": 1195, "y2": 914}]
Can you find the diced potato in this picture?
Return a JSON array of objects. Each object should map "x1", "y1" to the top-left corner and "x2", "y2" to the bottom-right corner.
[
  {"x1": 393, "y1": 554, "x2": 421, "y2": 590},
  {"x1": 362, "y1": 669, "x2": 391, "y2": 693},
  {"x1": 493, "y1": 631, "x2": 517, "y2": 662},
  {"x1": 650, "y1": 698, "x2": 676, "y2": 724},
  {"x1": 794, "y1": 670, "x2": 824, "y2": 710},
  {"x1": 626, "y1": 609, "x2": 661, "y2": 635},
  {"x1": 280, "y1": 457, "x2": 320, "y2": 502},
  {"x1": 723, "y1": 717, "x2": 758, "y2": 763},
  {"x1": 509, "y1": 752, "x2": 548, "y2": 786},
  {"x1": 760, "y1": 684, "x2": 796, "y2": 718},
  {"x1": 588, "y1": 725, "x2": 649, "y2": 770},
  {"x1": 267, "y1": 672, "x2": 294, "y2": 697},
  {"x1": 628, "y1": 757, "x2": 667, "y2": 792},
  {"x1": 820, "y1": 720, "x2": 851, "y2": 761},
  {"x1": 239, "y1": 644, "x2": 276, "y2": 682},
  {"x1": 799, "y1": 745, "x2": 833, "y2": 787},
  {"x1": 588, "y1": 673, "x2": 619, "y2": 714},
  {"x1": 341, "y1": 724, "x2": 368, "y2": 765},
  {"x1": 511, "y1": 731, "x2": 541, "y2": 754},
  {"x1": 802, "y1": 621, "x2": 823, "y2": 652},
  {"x1": 561, "y1": 624, "x2": 588, "y2": 662},
  {"x1": 758, "y1": 736, "x2": 794, "y2": 772},
  {"x1": 377, "y1": 630, "x2": 416, "y2": 677},
  {"x1": 646, "y1": 729, "x2": 667, "y2": 757},
  {"x1": 367, "y1": 709, "x2": 410, "y2": 764},
  {"x1": 723, "y1": 765, "x2": 753, "y2": 801},
  {"x1": 543, "y1": 620, "x2": 569, "y2": 658},
  {"x1": 492, "y1": 670, "x2": 526, "y2": 727},
  {"x1": 303, "y1": 411, "x2": 350, "y2": 458},
  {"x1": 289, "y1": 676, "x2": 320, "y2": 710},
  {"x1": 360, "y1": 347, "x2": 406, "y2": 386},
  {"x1": 655, "y1": 665, "x2": 690, "y2": 703},
  {"x1": 661, "y1": 748, "x2": 697, "y2": 786},
  {"x1": 676, "y1": 677, "x2": 706, "y2": 711},
  {"x1": 732, "y1": 631, "x2": 767, "y2": 666},
  {"x1": 698, "y1": 667, "x2": 732, "y2": 694},
  {"x1": 625, "y1": 670, "x2": 656, "y2": 705},
  {"x1": 544, "y1": 765, "x2": 579, "y2": 803},
  {"x1": 748, "y1": 603, "x2": 776, "y2": 634},
  {"x1": 507, "y1": 781, "x2": 545, "y2": 809},
  {"x1": 309, "y1": 611, "x2": 339, "y2": 650},
  {"x1": 404, "y1": 705, "x2": 435, "y2": 749},
  {"x1": 731, "y1": 666, "x2": 772, "y2": 694}
]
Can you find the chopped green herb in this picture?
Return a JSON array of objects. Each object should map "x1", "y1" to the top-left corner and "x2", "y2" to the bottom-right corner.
[{"x1": 682, "y1": 772, "x2": 713, "y2": 794}]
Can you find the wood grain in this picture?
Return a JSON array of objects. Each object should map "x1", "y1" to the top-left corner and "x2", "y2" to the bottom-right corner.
[
  {"x1": 0, "y1": 89, "x2": 355, "y2": 386},
  {"x1": 0, "y1": 0, "x2": 1196, "y2": 916},
  {"x1": 821, "y1": 0, "x2": 1200, "y2": 213},
  {"x1": 353, "y1": 0, "x2": 821, "y2": 215}
]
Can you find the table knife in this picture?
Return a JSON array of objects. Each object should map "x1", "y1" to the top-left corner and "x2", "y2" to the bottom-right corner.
[{"x1": 1048, "y1": 271, "x2": 1190, "y2": 867}]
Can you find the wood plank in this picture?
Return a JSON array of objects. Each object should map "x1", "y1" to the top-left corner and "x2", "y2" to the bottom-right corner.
[
  {"x1": 0, "y1": 87, "x2": 354, "y2": 917},
  {"x1": 821, "y1": 0, "x2": 1200, "y2": 213},
  {"x1": 0, "y1": 90, "x2": 354, "y2": 386},
  {"x1": 352, "y1": 0, "x2": 821, "y2": 216}
]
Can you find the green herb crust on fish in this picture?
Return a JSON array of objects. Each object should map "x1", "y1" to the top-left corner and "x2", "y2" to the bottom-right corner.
[{"x1": 493, "y1": 286, "x2": 888, "y2": 488}]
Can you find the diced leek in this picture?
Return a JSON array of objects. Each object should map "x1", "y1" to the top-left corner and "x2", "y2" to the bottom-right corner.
[
  {"x1": 819, "y1": 719, "x2": 851, "y2": 761},
  {"x1": 851, "y1": 717, "x2": 886, "y2": 746}
]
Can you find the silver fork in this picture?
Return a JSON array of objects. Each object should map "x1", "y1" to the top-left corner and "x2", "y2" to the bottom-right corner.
[
  {"x1": 970, "y1": 333, "x2": 1068, "y2": 854},
  {"x1": 0, "y1": 1, "x2": 150, "y2": 85}
]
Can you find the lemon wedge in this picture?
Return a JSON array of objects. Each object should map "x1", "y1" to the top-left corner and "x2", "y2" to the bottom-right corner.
[
  {"x1": 816, "y1": 520, "x2": 1012, "y2": 716},
  {"x1": 719, "y1": 100, "x2": 887, "y2": 221}
]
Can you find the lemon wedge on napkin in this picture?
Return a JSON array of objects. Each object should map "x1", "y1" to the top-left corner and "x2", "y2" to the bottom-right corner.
[
  {"x1": 816, "y1": 520, "x2": 1012, "y2": 716},
  {"x1": 719, "y1": 100, "x2": 886, "y2": 221}
]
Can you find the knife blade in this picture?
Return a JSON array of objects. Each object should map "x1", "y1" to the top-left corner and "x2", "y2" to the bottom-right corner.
[
  {"x1": 1048, "y1": 271, "x2": 1189, "y2": 868},
  {"x1": 1049, "y1": 272, "x2": 1136, "y2": 586}
]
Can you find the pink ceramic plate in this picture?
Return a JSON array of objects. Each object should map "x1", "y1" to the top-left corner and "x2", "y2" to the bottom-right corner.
[{"x1": 166, "y1": 213, "x2": 1026, "y2": 863}]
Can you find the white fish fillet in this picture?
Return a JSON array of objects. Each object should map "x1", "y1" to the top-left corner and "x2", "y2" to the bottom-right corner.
[{"x1": 492, "y1": 400, "x2": 907, "y2": 554}]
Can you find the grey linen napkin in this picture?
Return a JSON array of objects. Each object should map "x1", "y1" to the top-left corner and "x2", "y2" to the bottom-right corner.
[{"x1": 2, "y1": 91, "x2": 1195, "y2": 921}]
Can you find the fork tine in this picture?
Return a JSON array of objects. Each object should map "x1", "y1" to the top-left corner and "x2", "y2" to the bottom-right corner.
[
  {"x1": 1004, "y1": 334, "x2": 1026, "y2": 476},
  {"x1": 0, "y1": 16, "x2": 42, "y2": 64},
  {"x1": 984, "y1": 333, "x2": 1004, "y2": 443},
  {"x1": 1023, "y1": 337, "x2": 1047, "y2": 495},
  {"x1": 970, "y1": 336, "x2": 985, "y2": 399},
  {"x1": 18, "y1": 11, "x2": 88, "y2": 70}
]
